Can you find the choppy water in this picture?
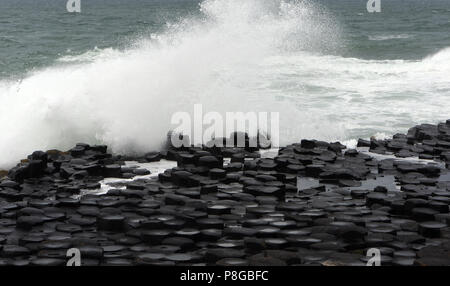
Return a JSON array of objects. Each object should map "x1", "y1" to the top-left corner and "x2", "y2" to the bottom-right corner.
[{"x1": 0, "y1": 0, "x2": 449, "y2": 168}]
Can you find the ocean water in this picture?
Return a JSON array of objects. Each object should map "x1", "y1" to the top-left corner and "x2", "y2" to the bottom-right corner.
[{"x1": 0, "y1": 0, "x2": 449, "y2": 168}]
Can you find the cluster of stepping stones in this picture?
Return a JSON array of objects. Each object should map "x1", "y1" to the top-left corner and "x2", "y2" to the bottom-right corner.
[{"x1": 0, "y1": 120, "x2": 449, "y2": 266}]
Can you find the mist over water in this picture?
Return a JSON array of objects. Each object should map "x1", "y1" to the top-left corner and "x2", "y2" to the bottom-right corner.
[{"x1": 0, "y1": 0, "x2": 449, "y2": 169}]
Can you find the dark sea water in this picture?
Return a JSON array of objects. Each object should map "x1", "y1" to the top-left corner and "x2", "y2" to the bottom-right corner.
[
  {"x1": 0, "y1": 0, "x2": 199, "y2": 78},
  {"x1": 0, "y1": 0, "x2": 449, "y2": 168},
  {"x1": 2, "y1": 0, "x2": 449, "y2": 77}
]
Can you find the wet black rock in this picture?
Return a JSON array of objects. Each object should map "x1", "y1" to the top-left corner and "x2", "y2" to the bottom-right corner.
[
  {"x1": 209, "y1": 168, "x2": 226, "y2": 180},
  {"x1": 418, "y1": 221, "x2": 446, "y2": 238},
  {"x1": 30, "y1": 258, "x2": 66, "y2": 266},
  {"x1": 248, "y1": 253, "x2": 287, "y2": 266},
  {"x1": 97, "y1": 215, "x2": 125, "y2": 232},
  {"x1": 1, "y1": 119, "x2": 450, "y2": 266},
  {"x1": 145, "y1": 152, "x2": 162, "y2": 162},
  {"x1": 207, "y1": 205, "x2": 231, "y2": 215},
  {"x1": 198, "y1": 156, "x2": 221, "y2": 169},
  {"x1": 216, "y1": 258, "x2": 249, "y2": 266},
  {"x1": 205, "y1": 248, "x2": 245, "y2": 262},
  {"x1": 141, "y1": 230, "x2": 172, "y2": 244},
  {"x1": 1, "y1": 245, "x2": 30, "y2": 257},
  {"x1": 357, "y1": 139, "x2": 371, "y2": 147},
  {"x1": 16, "y1": 215, "x2": 47, "y2": 230},
  {"x1": 104, "y1": 164, "x2": 122, "y2": 178}
]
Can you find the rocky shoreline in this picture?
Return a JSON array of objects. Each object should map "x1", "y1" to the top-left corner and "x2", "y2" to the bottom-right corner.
[{"x1": 0, "y1": 120, "x2": 449, "y2": 266}]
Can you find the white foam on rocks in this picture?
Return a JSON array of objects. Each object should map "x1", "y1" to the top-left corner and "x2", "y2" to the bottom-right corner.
[
  {"x1": 358, "y1": 147, "x2": 445, "y2": 168},
  {"x1": 79, "y1": 159, "x2": 177, "y2": 196}
]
